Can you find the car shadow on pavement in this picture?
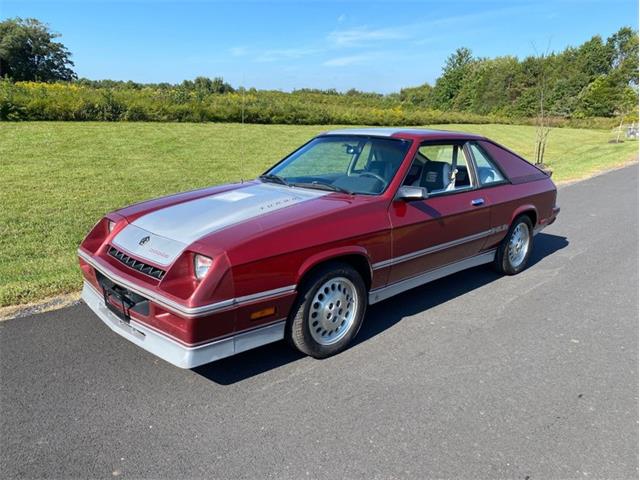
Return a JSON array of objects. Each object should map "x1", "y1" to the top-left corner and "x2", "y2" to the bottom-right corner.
[{"x1": 194, "y1": 233, "x2": 568, "y2": 385}]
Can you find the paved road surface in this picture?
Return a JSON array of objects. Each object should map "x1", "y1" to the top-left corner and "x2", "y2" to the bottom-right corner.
[{"x1": 2, "y1": 166, "x2": 638, "y2": 479}]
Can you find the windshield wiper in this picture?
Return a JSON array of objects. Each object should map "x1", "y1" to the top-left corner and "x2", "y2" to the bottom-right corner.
[
  {"x1": 259, "y1": 173, "x2": 289, "y2": 186},
  {"x1": 291, "y1": 181, "x2": 354, "y2": 195}
]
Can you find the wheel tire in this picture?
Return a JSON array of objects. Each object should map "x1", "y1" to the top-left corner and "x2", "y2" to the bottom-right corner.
[
  {"x1": 494, "y1": 215, "x2": 534, "y2": 275},
  {"x1": 286, "y1": 262, "x2": 367, "y2": 359}
]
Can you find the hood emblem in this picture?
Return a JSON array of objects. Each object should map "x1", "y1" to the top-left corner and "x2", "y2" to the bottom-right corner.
[{"x1": 138, "y1": 236, "x2": 150, "y2": 246}]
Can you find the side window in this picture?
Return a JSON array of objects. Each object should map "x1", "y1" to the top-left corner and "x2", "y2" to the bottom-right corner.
[
  {"x1": 403, "y1": 143, "x2": 473, "y2": 194},
  {"x1": 469, "y1": 143, "x2": 505, "y2": 186}
]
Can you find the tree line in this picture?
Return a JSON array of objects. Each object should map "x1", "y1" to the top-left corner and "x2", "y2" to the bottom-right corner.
[
  {"x1": 0, "y1": 17, "x2": 637, "y2": 124},
  {"x1": 400, "y1": 29, "x2": 638, "y2": 119}
]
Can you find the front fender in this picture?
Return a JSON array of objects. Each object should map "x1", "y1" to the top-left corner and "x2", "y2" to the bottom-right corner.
[{"x1": 295, "y1": 246, "x2": 372, "y2": 285}]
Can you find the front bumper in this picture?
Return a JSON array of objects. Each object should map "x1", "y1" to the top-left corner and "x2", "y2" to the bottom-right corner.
[{"x1": 82, "y1": 281, "x2": 285, "y2": 369}]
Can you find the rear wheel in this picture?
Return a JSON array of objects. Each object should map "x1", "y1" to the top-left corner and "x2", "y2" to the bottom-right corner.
[
  {"x1": 286, "y1": 263, "x2": 367, "y2": 358},
  {"x1": 494, "y1": 215, "x2": 534, "y2": 275}
]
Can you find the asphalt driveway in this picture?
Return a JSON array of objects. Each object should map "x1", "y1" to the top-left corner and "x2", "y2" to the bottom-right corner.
[{"x1": 1, "y1": 165, "x2": 638, "y2": 479}]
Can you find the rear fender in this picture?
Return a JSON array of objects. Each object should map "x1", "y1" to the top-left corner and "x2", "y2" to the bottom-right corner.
[{"x1": 510, "y1": 204, "x2": 538, "y2": 227}]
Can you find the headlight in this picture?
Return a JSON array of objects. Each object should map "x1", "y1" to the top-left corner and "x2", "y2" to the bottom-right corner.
[
  {"x1": 107, "y1": 220, "x2": 116, "y2": 233},
  {"x1": 194, "y1": 254, "x2": 212, "y2": 280}
]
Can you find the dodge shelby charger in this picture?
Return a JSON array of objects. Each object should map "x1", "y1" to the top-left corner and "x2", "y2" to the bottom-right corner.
[{"x1": 79, "y1": 128, "x2": 560, "y2": 368}]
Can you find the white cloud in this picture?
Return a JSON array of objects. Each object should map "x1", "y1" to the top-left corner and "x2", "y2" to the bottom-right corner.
[
  {"x1": 236, "y1": 6, "x2": 532, "y2": 67},
  {"x1": 323, "y1": 55, "x2": 373, "y2": 67},
  {"x1": 328, "y1": 25, "x2": 407, "y2": 47},
  {"x1": 327, "y1": 6, "x2": 532, "y2": 49}
]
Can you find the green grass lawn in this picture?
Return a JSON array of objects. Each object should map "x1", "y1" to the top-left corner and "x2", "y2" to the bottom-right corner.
[{"x1": 0, "y1": 122, "x2": 637, "y2": 307}]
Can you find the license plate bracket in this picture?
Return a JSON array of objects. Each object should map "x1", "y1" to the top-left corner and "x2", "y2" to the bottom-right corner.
[
  {"x1": 102, "y1": 283, "x2": 136, "y2": 323},
  {"x1": 95, "y1": 270, "x2": 150, "y2": 319}
]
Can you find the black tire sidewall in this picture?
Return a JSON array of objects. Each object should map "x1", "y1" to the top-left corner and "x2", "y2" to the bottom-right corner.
[
  {"x1": 498, "y1": 216, "x2": 534, "y2": 275},
  {"x1": 288, "y1": 263, "x2": 367, "y2": 358}
]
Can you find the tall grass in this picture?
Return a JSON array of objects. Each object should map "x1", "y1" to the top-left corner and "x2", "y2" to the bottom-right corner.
[{"x1": 0, "y1": 80, "x2": 621, "y2": 129}]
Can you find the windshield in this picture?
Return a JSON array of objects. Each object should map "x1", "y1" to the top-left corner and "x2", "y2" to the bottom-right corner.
[{"x1": 264, "y1": 136, "x2": 412, "y2": 195}]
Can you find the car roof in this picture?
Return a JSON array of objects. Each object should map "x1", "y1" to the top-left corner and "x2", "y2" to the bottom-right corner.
[{"x1": 321, "y1": 127, "x2": 485, "y2": 141}]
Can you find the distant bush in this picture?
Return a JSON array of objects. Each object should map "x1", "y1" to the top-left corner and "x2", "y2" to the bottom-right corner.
[{"x1": 0, "y1": 79, "x2": 623, "y2": 129}]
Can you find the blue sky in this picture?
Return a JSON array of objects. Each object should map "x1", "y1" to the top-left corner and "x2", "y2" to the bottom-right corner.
[{"x1": 1, "y1": 0, "x2": 637, "y2": 92}]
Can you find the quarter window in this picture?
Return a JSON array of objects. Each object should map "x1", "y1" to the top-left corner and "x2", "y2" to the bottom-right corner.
[{"x1": 469, "y1": 143, "x2": 505, "y2": 185}]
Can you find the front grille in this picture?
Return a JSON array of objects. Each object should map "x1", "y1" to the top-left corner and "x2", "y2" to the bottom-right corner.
[{"x1": 107, "y1": 246, "x2": 166, "y2": 280}]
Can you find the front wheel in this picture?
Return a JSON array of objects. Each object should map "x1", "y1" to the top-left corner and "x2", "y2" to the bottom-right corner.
[
  {"x1": 286, "y1": 263, "x2": 367, "y2": 358},
  {"x1": 494, "y1": 215, "x2": 534, "y2": 275}
]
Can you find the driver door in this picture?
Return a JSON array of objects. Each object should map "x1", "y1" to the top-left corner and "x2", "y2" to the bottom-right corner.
[{"x1": 387, "y1": 141, "x2": 492, "y2": 284}]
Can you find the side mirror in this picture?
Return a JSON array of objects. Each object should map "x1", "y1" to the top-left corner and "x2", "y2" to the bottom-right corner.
[{"x1": 396, "y1": 185, "x2": 428, "y2": 201}]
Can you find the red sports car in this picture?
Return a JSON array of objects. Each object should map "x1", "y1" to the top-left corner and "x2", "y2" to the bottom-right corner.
[{"x1": 78, "y1": 128, "x2": 560, "y2": 368}]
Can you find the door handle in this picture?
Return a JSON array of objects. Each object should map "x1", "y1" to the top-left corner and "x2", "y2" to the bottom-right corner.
[{"x1": 471, "y1": 198, "x2": 485, "y2": 206}]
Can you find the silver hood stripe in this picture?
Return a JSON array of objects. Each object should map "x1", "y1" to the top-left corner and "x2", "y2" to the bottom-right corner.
[{"x1": 112, "y1": 183, "x2": 327, "y2": 266}]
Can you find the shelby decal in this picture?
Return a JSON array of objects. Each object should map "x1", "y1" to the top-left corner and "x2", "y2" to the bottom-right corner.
[{"x1": 148, "y1": 248, "x2": 170, "y2": 259}]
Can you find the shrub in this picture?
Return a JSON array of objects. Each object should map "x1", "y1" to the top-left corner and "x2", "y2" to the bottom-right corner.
[{"x1": 0, "y1": 79, "x2": 624, "y2": 129}]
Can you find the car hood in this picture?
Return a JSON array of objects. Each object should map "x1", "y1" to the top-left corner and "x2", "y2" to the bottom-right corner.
[{"x1": 111, "y1": 183, "x2": 329, "y2": 266}]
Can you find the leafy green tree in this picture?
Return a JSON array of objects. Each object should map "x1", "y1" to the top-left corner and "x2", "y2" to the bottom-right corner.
[
  {"x1": 455, "y1": 56, "x2": 521, "y2": 114},
  {"x1": 430, "y1": 47, "x2": 474, "y2": 109},
  {"x1": 574, "y1": 35, "x2": 613, "y2": 80},
  {"x1": 399, "y1": 83, "x2": 433, "y2": 105},
  {"x1": 182, "y1": 76, "x2": 234, "y2": 95},
  {"x1": 0, "y1": 18, "x2": 76, "y2": 81},
  {"x1": 577, "y1": 75, "x2": 618, "y2": 117},
  {"x1": 607, "y1": 26, "x2": 639, "y2": 87}
]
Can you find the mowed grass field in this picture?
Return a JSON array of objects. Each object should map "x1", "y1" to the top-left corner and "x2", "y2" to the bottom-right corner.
[{"x1": 0, "y1": 122, "x2": 637, "y2": 307}]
